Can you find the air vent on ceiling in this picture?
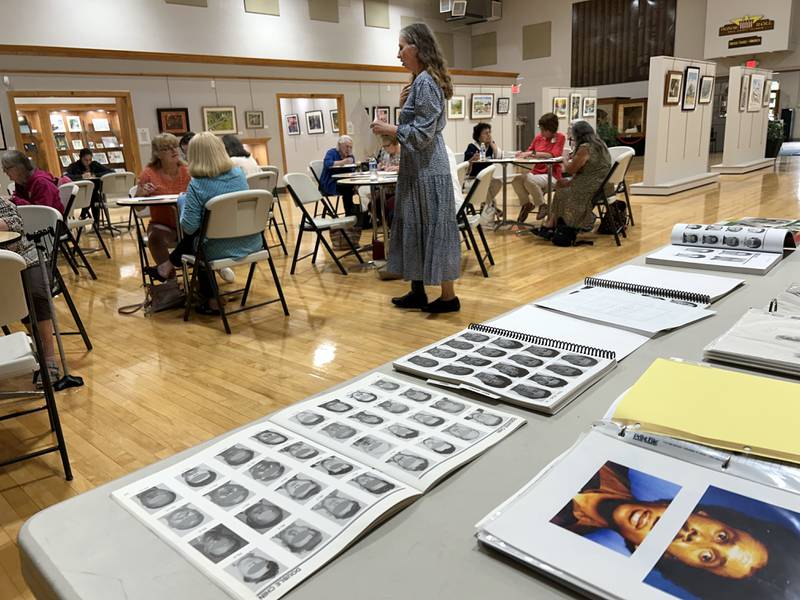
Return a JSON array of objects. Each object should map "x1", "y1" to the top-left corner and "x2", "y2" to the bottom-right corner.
[{"x1": 446, "y1": 0, "x2": 501, "y2": 25}]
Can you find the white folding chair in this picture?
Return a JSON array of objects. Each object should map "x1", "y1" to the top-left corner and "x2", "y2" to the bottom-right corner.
[
  {"x1": 284, "y1": 173, "x2": 363, "y2": 276},
  {"x1": 456, "y1": 167, "x2": 496, "y2": 277},
  {"x1": 308, "y1": 159, "x2": 339, "y2": 216},
  {"x1": 62, "y1": 179, "x2": 111, "y2": 259},
  {"x1": 57, "y1": 183, "x2": 97, "y2": 279},
  {"x1": 99, "y1": 171, "x2": 136, "y2": 233},
  {"x1": 607, "y1": 146, "x2": 636, "y2": 226},
  {"x1": 181, "y1": 190, "x2": 289, "y2": 334},
  {"x1": 0, "y1": 249, "x2": 72, "y2": 479},
  {"x1": 261, "y1": 165, "x2": 287, "y2": 232},
  {"x1": 6, "y1": 182, "x2": 14, "y2": 196},
  {"x1": 246, "y1": 171, "x2": 287, "y2": 255},
  {"x1": 456, "y1": 160, "x2": 470, "y2": 190}
]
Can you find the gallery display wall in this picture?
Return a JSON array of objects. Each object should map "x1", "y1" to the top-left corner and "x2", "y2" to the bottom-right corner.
[
  {"x1": 631, "y1": 56, "x2": 719, "y2": 196},
  {"x1": 541, "y1": 87, "x2": 598, "y2": 133},
  {"x1": 711, "y1": 66, "x2": 774, "y2": 174}
]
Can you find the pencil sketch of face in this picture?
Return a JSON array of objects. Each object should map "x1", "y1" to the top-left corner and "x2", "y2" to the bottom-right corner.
[
  {"x1": 387, "y1": 452, "x2": 429, "y2": 472},
  {"x1": 401, "y1": 388, "x2": 432, "y2": 402},
  {"x1": 546, "y1": 364, "x2": 583, "y2": 377},
  {"x1": 723, "y1": 235, "x2": 740, "y2": 247},
  {"x1": 444, "y1": 423, "x2": 481, "y2": 441},
  {"x1": 238, "y1": 499, "x2": 286, "y2": 533},
  {"x1": 273, "y1": 522, "x2": 324, "y2": 555},
  {"x1": 410, "y1": 412, "x2": 445, "y2": 427},
  {"x1": 466, "y1": 409, "x2": 504, "y2": 427},
  {"x1": 314, "y1": 491, "x2": 362, "y2": 521},
  {"x1": 531, "y1": 373, "x2": 568, "y2": 388},
  {"x1": 747, "y1": 227, "x2": 765, "y2": 233},
  {"x1": 321, "y1": 422, "x2": 357, "y2": 440},
  {"x1": 677, "y1": 252, "x2": 707, "y2": 259},
  {"x1": 315, "y1": 456, "x2": 354, "y2": 476},
  {"x1": 508, "y1": 354, "x2": 544, "y2": 368},
  {"x1": 387, "y1": 424, "x2": 419, "y2": 439},
  {"x1": 562, "y1": 354, "x2": 598, "y2": 367},
  {"x1": 253, "y1": 429, "x2": 287, "y2": 446},
  {"x1": 444, "y1": 339, "x2": 474, "y2": 350},
  {"x1": 458, "y1": 355, "x2": 492, "y2": 367},
  {"x1": 492, "y1": 362, "x2": 529, "y2": 378},
  {"x1": 372, "y1": 379, "x2": 400, "y2": 391},
  {"x1": 461, "y1": 332, "x2": 490, "y2": 343},
  {"x1": 475, "y1": 371, "x2": 512, "y2": 388},
  {"x1": 217, "y1": 445, "x2": 255, "y2": 466},
  {"x1": 670, "y1": 299, "x2": 697, "y2": 307},
  {"x1": 704, "y1": 225, "x2": 723, "y2": 231},
  {"x1": 232, "y1": 552, "x2": 281, "y2": 585},
  {"x1": 352, "y1": 435, "x2": 394, "y2": 457},
  {"x1": 683, "y1": 233, "x2": 699, "y2": 244},
  {"x1": 279, "y1": 476, "x2": 322, "y2": 501},
  {"x1": 776, "y1": 335, "x2": 800, "y2": 343},
  {"x1": 349, "y1": 390, "x2": 378, "y2": 403},
  {"x1": 206, "y1": 483, "x2": 250, "y2": 508},
  {"x1": 512, "y1": 383, "x2": 552, "y2": 399},
  {"x1": 720, "y1": 250, "x2": 752, "y2": 256},
  {"x1": 422, "y1": 437, "x2": 456, "y2": 454},
  {"x1": 181, "y1": 466, "x2": 218, "y2": 487},
  {"x1": 710, "y1": 256, "x2": 746, "y2": 262},
  {"x1": 427, "y1": 347, "x2": 457, "y2": 359},
  {"x1": 281, "y1": 442, "x2": 319, "y2": 460},
  {"x1": 190, "y1": 525, "x2": 246, "y2": 563},
  {"x1": 349, "y1": 411, "x2": 384, "y2": 426},
  {"x1": 319, "y1": 399, "x2": 352, "y2": 413},
  {"x1": 431, "y1": 398, "x2": 465, "y2": 414},
  {"x1": 409, "y1": 355, "x2": 438, "y2": 368},
  {"x1": 294, "y1": 412, "x2": 325, "y2": 427},
  {"x1": 702, "y1": 235, "x2": 719, "y2": 245},
  {"x1": 476, "y1": 346, "x2": 506, "y2": 358},
  {"x1": 491, "y1": 337, "x2": 524, "y2": 350},
  {"x1": 136, "y1": 486, "x2": 177, "y2": 510},
  {"x1": 164, "y1": 505, "x2": 205, "y2": 531},
  {"x1": 744, "y1": 237, "x2": 762, "y2": 249},
  {"x1": 378, "y1": 400, "x2": 409, "y2": 414},
  {"x1": 248, "y1": 459, "x2": 285, "y2": 482},
  {"x1": 725, "y1": 226, "x2": 742, "y2": 232},
  {"x1": 351, "y1": 473, "x2": 395, "y2": 495},
  {"x1": 686, "y1": 224, "x2": 702, "y2": 230},
  {"x1": 524, "y1": 346, "x2": 559, "y2": 358},
  {"x1": 439, "y1": 364, "x2": 473, "y2": 376}
]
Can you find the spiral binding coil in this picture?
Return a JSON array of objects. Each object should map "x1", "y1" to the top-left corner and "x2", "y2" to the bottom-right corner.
[
  {"x1": 468, "y1": 323, "x2": 616, "y2": 360},
  {"x1": 583, "y1": 277, "x2": 711, "y2": 305}
]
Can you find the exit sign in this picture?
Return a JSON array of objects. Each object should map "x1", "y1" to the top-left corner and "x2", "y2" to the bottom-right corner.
[{"x1": 745, "y1": 59, "x2": 759, "y2": 68}]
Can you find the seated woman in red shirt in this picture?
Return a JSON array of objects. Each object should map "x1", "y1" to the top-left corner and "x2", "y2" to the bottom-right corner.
[
  {"x1": 135, "y1": 133, "x2": 191, "y2": 265},
  {"x1": 1, "y1": 151, "x2": 63, "y2": 214},
  {"x1": 512, "y1": 112, "x2": 566, "y2": 223}
]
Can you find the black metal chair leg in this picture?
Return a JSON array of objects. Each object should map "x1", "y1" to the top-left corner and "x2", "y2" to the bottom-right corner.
[
  {"x1": 66, "y1": 231, "x2": 97, "y2": 279},
  {"x1": 320, "y1": 231, "x2": 348, "y2": 275},
  {"x1": 465, "y1": 224, "x2": 489, "y2": 278},
  {"x1": 623, "y1": 184, "x2": 635, "y2": 227},
  {"x1": 290, "y1": 222, "x2": 305, "y2": 275},
  {"x1": 184, "y1": 263, "x2": 199, "y2": 322},
  {"x1": 477, "y1": 224, "x2": 495, "y2": 265},
  {"x1": 339, "y1": 227, "x2": 364, "y2": 264},
  {"x1": 54, "y1": 270, "x2": 92, "y2": 351},
  {"x1": 92, "y1": 222, "x2": 111, "y2": 258},
  {"x1": 241, "y1": 263, "x2": 256, "y2": 307},
  {"x1": 311, "y1": 235, "x2": 321, "y2": 264},
  {"x1": 267, "y1": 255, "x2": 290, "y2": 316},
  {"x1": 271, "y1": 218, "x2": 287, "y2": 255},
  {"x1": 207, "y1": 269, "x2": 231, "y2": 334}
]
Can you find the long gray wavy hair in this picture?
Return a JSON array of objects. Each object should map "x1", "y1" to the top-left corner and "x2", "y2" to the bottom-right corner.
[
  {"x1": 400, "y1": 23, "x2": 453, "y2": 100},
  {"x1": 570, "y1": 120, "x2": 607, "y2": 156}
]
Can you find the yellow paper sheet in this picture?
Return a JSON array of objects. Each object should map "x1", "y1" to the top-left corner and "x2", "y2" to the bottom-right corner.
[{"x1": 613, "y1": 358, "x2": 800, "y2": 465}]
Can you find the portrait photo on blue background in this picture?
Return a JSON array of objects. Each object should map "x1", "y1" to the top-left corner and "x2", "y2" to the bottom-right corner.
[
  {"x1": 549, "y1": 461, "x2": 680, "y2": 556},
  {"x1": 644, "y1": 485, "x2": 800, "y2": 600}
]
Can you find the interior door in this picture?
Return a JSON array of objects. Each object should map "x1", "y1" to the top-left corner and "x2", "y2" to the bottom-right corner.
[{"x1": 516, "y1": 102, "x2": 536, "y2": 151}]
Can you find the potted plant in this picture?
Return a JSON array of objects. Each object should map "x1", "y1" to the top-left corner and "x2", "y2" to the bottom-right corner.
[
  {"x1": 765, "y1": 120, "x2": 784, "y2": 158},
  {"x1": 597, "y1": 120, "x2": 620, "y2": 148}
]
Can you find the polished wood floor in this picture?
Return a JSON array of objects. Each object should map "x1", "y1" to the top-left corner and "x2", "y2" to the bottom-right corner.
[{"x1": 1, "y1": 155, "x2": 799, "y2": 598}]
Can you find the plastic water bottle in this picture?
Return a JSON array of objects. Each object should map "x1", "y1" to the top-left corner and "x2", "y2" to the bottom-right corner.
[
  {"x1": 369, "y1": 157, "x2": 378, "y2": 181},
  {"x1": 479, "y1": 142, "x2": 486, "y2": 161}
]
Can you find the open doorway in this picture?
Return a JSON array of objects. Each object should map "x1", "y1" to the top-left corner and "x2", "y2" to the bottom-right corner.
[{"x1": 275, "y1": 94, "x2": 347, "y2": 175}]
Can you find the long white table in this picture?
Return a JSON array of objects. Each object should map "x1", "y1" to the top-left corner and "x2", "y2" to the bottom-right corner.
[{"x1": 18, "y1": 250, "x2": 800, "y2": 600}]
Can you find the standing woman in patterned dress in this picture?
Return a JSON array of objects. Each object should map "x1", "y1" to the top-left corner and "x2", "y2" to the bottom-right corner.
[{"x1": 370, "y1": 23, "x2": 461, "y2": 313}]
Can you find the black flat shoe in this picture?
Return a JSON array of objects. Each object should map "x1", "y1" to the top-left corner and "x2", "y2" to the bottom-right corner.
[
  {"x1": 391, "y1": 291, "x2": 428, "y2": 309},
  {"x1": 422, "y1": 297, "x2": 461, "y2": 313},
  {"x1": 144, "y1": 266, "x2": 169, "y2": 283}
]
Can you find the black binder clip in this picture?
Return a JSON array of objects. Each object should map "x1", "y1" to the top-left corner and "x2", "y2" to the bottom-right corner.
[{"x1": 768, "y1": 298, "x2": 778, "y2": 313}]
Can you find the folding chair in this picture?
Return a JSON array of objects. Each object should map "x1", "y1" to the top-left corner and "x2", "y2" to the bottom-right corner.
[
  {"x1": 247, "y1": 172, "x2": 287, "y2": 255},
  {"x1": 261, "y1": 166, "x2": 287, "y2": 232},
  {"x1": 458, "y1": 167, "x2": 496, "y2": 277},
  {"x1": 0, "y1": 250, "x2": 72, "y2": 479},
  {"x1": 284, "y1": 173, "x2": 363, "y2": 276},
  {"x1": 607, "y1": 146, "x2": 636, "y2": 227},
  {"x1": 308, "y1": 159, "x2": 340, "y2": 217},
  {"x1": 99, "y1": 171, "x2": 136, "y2": 233},
  {"x1": 456, "y1": 161, "x2": 470, "y2": 191},
  {"x1": 591, "y1": 162, "x2": 625, "y2": 246},
  {"x1": 63, "y1": 180, "x2": 111, "y2": 259},
  {"x1": 181, "y1": 190, "x2": 289, "y2": 334},
  {"x1": 57, "y1": 183, "x2": 97, "y2": 279}
]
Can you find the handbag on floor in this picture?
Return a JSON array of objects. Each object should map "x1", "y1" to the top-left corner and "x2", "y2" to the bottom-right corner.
[
  {"x1": 118, "y1": 278, "x2": 186, "y2": 315},
  {"x1": 598, "y1": 200, "x2": 628, "y2": 235}
]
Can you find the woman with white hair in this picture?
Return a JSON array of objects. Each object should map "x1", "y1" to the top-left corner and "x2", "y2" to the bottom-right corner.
[{"x1": 319, "y1": 135, "x2": 357, "y2": 217}]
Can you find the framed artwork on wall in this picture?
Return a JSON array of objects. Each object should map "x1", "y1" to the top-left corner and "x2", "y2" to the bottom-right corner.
[
  {"x1": 698, "y1": 76, "x2": 714, "y2": 105},
  {"x1": 739, "y1": 74, "x2": 750, "y2": 112},
  {"x1": 244, "y1": 110, "x2": 264, "y2": 129},
  {"x1": 0, "y1": 113, "x2": 6, "y2": 150},
  {"x1": 763, "y1": 81, "x2": 772, "y2": 106},
  {"x1": 394, "y1": 107, "x2": 401, "y2": 124},
  {"x1": 470, "y1": 93, "x2": 494, "y2": 119},
  {"x1": 59, "y1": 154, "x2": 70, "y2": 167},
  {"x1": 582, "y1": 97, "x2": 596, "y2": 118},
  {"x1": 49, "y1": 114, "x2": 66, "y2": 133},
  {"x1": 748, "y1": 74, "x2": 766, "y2": 112},
  {"x1": 664, "y1": 70, "x2": 683, "y2": 105},
  {"x1": 497, "y1": 97, "x2": 510, "y2": 115},
  {"x1": 202, "y1": 106, "x2": 237, "y2": 134},
  {"x1": 67, "y1": 116, "x2": 82, "y2": 132},
  {"x1": 286, "y1": 114, "x2": 301, "y2": 135},
  {"x1": 330, "y1": 110, "x2": 339, "y2": 133},
  {"x1": 553, "y1": 97, "x2": 568, "y2": 119},
  {"x1": 156, "y1": 108, "x2": 190, "y2": 134},
  {"x1": 719, "y1": 83, "x2": 729, "y2": 118},
  {"x1": 569, "y1": 93, "x2": 581, "y2": 120},
  {"x1": 617, "y1": 101, "x2": 646, "y2": 134},
  {"x1": 447, "y1": 96, "x2": 465, "y2": 119},
  {"x1": 305, "y1": 110, "x2": 324, "y2": 134},
  {"x1": 681, "y1": 66, "x2": 700, "y2": 111},
  {"x1": 373, "y1": 106, "x2": 390, "y2": 124}
]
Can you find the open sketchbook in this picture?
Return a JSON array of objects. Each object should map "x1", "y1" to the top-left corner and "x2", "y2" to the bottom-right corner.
[
  {"x1": 476, "y1": 424, "x2": 800, "y2": 600},
  {"x1": 392, "y1": 323, "x2": 616, "y2": 414},
  {"x1": 646, "y1": 223, "x2": 795, "y2": 275},
  {"x1": 591, "y1": 265, "x2": 744, "y2": 303},
  {"x1": 112, "y1": 373, "x2": 524, "y2": 600}
]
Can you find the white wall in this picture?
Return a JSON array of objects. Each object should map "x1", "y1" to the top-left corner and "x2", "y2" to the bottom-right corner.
[
  {"x1": 716, "y1": 67, "x2": 772, "y2": 168},
  {"x1": 704, "y1": 0, "x2": 793, "y2": 59}
]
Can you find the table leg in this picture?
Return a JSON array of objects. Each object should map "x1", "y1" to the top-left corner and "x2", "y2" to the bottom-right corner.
[
  {"x1": 494, "y1": 162, "x2": 509, "y2": 231},
  {"x1": 379, "y1": 185, "x2": 389, "y2": 254},
  {"x1": 546, "y1": 163, "x2": 553, "y2": 206}
]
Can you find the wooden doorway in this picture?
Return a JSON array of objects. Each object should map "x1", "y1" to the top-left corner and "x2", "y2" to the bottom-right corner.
[{"x1": 275, "y1": 94, "x2": 346, "y2": 175}]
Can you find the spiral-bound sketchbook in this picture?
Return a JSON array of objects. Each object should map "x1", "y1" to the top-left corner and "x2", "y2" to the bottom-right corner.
[
  {"x1": 594, "y1": 265, "x2": 744, "y2": 303},
  {"x1": 392, "y1": 323, "x2": 617, "y2": 414}
]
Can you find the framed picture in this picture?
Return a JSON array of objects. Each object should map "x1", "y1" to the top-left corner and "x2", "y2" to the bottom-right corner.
[
  {"x1": 71, "y1": 139, "x2": 84, "y2": 150},
  {"x1": 202, "y1": 106, "x2": 237, "y2": 135},
  {"x1": 108, "y1": 150, "x2": 125, "y2": 163},
  {"x1": 94, "y1": 152, "x2": 109, "y2": 165},
  {"x1": 719, "y1": 83, "x2": 729, "y2": 118},
  {"x1": 748, "y1": 73, "x2": 766, "y2": 112},
  {"x1": 664, "y1": 70, "x2": 683, "y2": 105},
  {"x1": 305, "y1": 110, "x2": 324, "y2": 134},
  {"x1": 88, "y1": 141, "x2": 95, "y2": 150},
  {"x1": 582, "y1": 97, "x2": 596, "y2": 118},
  {"x1": 67, "y1": 116, "x2": 82, "y2": 132},
  {"x1": 49, "y1": 114, "x2": 65, "y2": 133},
  {"x1": 71, "y1": 153, "x2": 80, "y2": 162},
  {"x1": 330, "y1": 110, "x2": 339, "y2": 133},
  {"x1": 286, "y1": 114, "x2": 301, "y2": 136},
  {"x1": 763, "y1": 81, "x2": 772, "y2": 106},
  {"x1": 101, "y1": 136, "x2": 119, "y2": 148},
  {"x1": 55, "y1": 134, "x2": 68, "y2": 151},
  {"x1": 394, "y1": 107, "x2": 401, "y2": 125},
  {"x1": 739, "y1": 74, "x2": 750, "y2": 112},
  {"x1": 682, "y1": 66, "x2": 700, "y2": 111},
  {"x1": 698, "y1": 76, "x2": 714, "y2": 105},
  {"x1": 92, "y1": 118, "x2": 110, "y2": 132},
  {"x1": 569, "y1": 93, "x2": 581, "y2": 120},
  {"x1": 553, "y1": 97, "x2": 568, "y2": 119},
  {"x1": 447, "y1": 95, "x2": 465, "y2": 119},
  {"x1": 470, "y1": 93, "x2": 494, "y2": 119},
  {"x1": 244, "y1": 110, "x2": 264, "y2": 129},
  {"x1": 617, "y1": 101, "x2": 646, "y2": 134},
  {"x1": 373, "y1": 106, "x2": 390, "y2": 124},
  {"x1": 59, "y1": 155, "x2": 70, "y2": 167},
  {"x1": 96, "y1": 143, "x2": 104, "y2": 149},
  {"x1": 497, "y1": 97, "x2": 510, "y2": 115},
  {"x1": 157, "y1": 108, "x2": 190, "y2": 134}
]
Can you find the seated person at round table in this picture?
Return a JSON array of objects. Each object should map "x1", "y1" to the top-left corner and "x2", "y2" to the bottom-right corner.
[
  {"x1": 513, "y1": 112, "x2": 566, "y2": 223},
  {"x1": 222, "y1": 134, "x2": 261, "y2": 177},
  {"x1": 64, "y1": 148, "x2": 112, "y2": 181},
  {"x1": 135, "y1": 133, "x2": 191, "y2": 265},
  {"x1": 319, "y1": 135, "x2": 357, "y2": 216},
  {"x1": 1, "y1": 150, "x2": 64, "y2": 214},
  {"x1": 463, "y1": 123, "x2": 502, "y2": 204},
  {"x1": 358, "y1": 135, "x2": 400, "y2": 223}
]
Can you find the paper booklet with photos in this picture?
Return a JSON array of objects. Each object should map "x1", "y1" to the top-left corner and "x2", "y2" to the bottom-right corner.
[
  {"x1": 392, "y1": 323, "x2": 617, "y2": 414},
  {"x1": 476, "y1": 423, "x2": 800, "y2": 600},
  {"x1": 112, "y1": 373, "x2": 524, "y2": 600},
  {"x1": 646, "y1": 223, "x2": 796, "y2": 275}
]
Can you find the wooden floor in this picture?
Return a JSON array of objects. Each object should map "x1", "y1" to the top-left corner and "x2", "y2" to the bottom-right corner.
[{"x1": 1, "y1": 155, "x2": 799, "y2": 598}]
